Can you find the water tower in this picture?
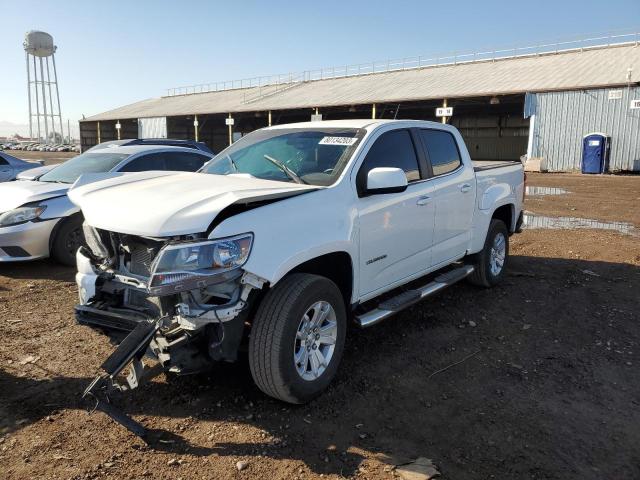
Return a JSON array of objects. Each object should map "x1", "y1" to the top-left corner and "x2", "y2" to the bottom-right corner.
[{"x1": 24, "y1": 31, "x2": 64, "y2": 141}]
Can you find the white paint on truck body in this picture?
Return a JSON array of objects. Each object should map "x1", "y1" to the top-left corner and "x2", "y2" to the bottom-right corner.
[{"x1": 71, "y1": 120, "x2": 524, "y2": 305}]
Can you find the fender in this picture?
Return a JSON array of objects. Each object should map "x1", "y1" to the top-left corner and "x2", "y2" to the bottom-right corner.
[
  {"x1": 479, "y1": 183, "x2": 512, "y2": 211},
  {"x1": 210, "y1": 182, "x2": 359, "y2": 300},
  {"x1": 70, "y1": 172, "x2": 131, "y2": 191}
]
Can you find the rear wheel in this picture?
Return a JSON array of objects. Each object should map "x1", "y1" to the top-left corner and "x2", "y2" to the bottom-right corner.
[
  {"x1": 51, "y1": 216, "x2": 85, "y2": 266},
  {"x1": 468, "y1": 219, "x2": 509, "y2": 287},
  {"x1": 249, "y1": 273, "x2": 347, "y2": 404}
]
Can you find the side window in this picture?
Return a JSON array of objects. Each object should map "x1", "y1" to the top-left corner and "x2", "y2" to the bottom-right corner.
[
  {"x1": 0, "y1": 157, "x2": 8, "y2": 166},
  {"x1": 357, "y1": 130, "x2": 420, "y2": 190},
  {"x1": 119, "y1": 153, "x2": 167, "y2": 172},
  {"x1": 419, "y1": 129, "x2": 462, "y2": 176},
  {"x1": 164, "y1": 152, "x2": 209, "y2": 172}
]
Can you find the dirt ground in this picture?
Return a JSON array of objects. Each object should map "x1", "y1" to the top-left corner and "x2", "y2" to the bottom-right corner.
[
  {"x1": 1, "y1": 173, "x2": 638, "y2": 480},
  {"x1": 10, "y1": 150, "x2": 77, "y2": 165}
]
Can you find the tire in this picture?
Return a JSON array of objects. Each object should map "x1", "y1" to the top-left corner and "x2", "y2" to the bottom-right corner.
[
  {"x1": 51, "y1": 215, "x2": 85, "y2": 266},
  {"x1": 249, "y1": 273, "x2": 347, "y2": 404},
  {"x1": 468, "y1": 219, "x2": 509, "y2": 288}
]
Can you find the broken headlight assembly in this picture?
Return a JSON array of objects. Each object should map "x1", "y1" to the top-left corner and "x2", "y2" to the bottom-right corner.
[
  {"x1": 0, "y1": 205, "x2": 46, "y2": 227},
  {"x1": 147, "y1": 233, "x2": 253, "y2": 295}
]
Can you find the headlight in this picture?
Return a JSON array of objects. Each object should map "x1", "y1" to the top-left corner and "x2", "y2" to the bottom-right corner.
[
  {"x1": 0, "y1": 205, "x2": 46, "y2": 227},
  {"x1": 148, "y1": 233, "x2": 253, "y2": 295}
]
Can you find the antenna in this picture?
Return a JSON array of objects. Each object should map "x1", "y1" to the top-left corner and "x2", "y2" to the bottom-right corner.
[{"x1": 23, "y1": 31, "x2": 64, "y2": 142}]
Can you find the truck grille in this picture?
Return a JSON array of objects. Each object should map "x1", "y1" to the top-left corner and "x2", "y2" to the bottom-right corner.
[{"x1": 129, "y1": 244, "x2": 157, "y2": 277}]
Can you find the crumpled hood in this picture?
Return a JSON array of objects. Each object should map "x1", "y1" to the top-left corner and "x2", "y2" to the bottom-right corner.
[
  {"x1": 0, "y1": 180, "x2": 69, "y2": 213},
  {"x1": 68, "y1": 171, "x2": 319, "y2": 237}
]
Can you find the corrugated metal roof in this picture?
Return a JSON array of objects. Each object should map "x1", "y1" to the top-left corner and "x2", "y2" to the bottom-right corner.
[{"x1": 84, "y1": 44, "x2": 640, "y2": 122}]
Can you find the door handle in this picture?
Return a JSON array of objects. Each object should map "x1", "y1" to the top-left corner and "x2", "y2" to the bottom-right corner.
[
  {"x1": 460, "y1": 183, "x2": 472, "y2": 193},
  {"x1": 416, "y1": 195, "x2": 431, "y2": 206}
]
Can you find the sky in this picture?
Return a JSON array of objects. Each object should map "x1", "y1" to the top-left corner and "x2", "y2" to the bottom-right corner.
[{"x1": 0, "y1": 0, "x2": 639, "y2": 137}]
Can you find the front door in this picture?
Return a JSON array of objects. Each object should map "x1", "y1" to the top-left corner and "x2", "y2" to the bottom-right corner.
[{"x1": 356, "y1": 129, "x2": 435, "y2": 298}]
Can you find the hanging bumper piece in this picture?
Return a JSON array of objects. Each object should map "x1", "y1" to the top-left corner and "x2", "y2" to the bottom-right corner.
[{"x1": 82, "y1": 318, "x2": 162, "y2": 438}]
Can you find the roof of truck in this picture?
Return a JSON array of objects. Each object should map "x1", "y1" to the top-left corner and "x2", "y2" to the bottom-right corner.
[{"x1": 266, "y1": 119, "x2": 446, "y2": 130}]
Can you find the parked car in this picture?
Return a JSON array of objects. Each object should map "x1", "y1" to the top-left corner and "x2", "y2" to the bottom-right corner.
[
  {"x1": 86, "y1": 138, "x2": 214, "y2": 154},
  {"x1": 0, "y1": 152, "x2": 45, "y2": 182},
  {"x1": 69, "y1": 119, "x2": 525, "y2": 434},
  {"x1": 0, "y1": 145, "x2": 213, "y2": 265}
]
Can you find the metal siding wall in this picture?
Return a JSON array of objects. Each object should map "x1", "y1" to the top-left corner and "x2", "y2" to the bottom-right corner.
[
  {"x1": 532, "y1": 87, "x2": 640, "y2": 171},
  {"x1": 137, "y1": 117, "x2": 167, "y2": 139}
]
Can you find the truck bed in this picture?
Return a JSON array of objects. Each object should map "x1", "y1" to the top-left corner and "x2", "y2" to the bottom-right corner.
[{"x1": 472, "y1": 160, "x2": 522, "y2": 172}]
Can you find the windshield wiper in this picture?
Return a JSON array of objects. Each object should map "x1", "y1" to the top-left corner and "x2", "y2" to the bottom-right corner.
[
  {"x1": 263, "y1": 154, "x2": 306, "y2": 184},
  {"x1": 225, "y1": 154, "x2": 239, "y2": 172}
]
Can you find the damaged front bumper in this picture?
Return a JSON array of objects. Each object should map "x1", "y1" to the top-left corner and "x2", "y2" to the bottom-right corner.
[{"x1": 75, "y1": 247, "x2": 266, "y2": 436}]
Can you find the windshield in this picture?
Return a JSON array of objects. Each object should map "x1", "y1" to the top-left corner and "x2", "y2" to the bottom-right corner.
[
  {"x1": 39, "y1": 152, "x2": 129, "y2": 184},
  {"x1": 201, "y1": 128, "x2": 365, "y2": 186}
]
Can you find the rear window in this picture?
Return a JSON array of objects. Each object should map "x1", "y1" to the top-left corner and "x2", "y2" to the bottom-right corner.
[
  {"x1": 164, "y1": 152, "x2": 209, "y2": 171},
  {"x1": 420, "y1": 129, "x2": 462, "y2": 176}
]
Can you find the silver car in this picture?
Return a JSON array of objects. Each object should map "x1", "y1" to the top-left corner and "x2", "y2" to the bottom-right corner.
[
  {"x1": 0, "y1": 152, "x2": 44, "y2": 182},
  {"x1": 0, "y1": 145, "x2": 212, "y2": 265}
]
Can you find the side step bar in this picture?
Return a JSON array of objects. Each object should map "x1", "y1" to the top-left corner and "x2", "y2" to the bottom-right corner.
[{"x1": 355, "y1": 265, "x2": 474, "y2": 328}]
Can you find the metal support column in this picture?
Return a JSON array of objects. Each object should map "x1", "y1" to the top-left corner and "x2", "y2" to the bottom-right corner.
[
  {"x1": 45, "y1": 57, "x2": 56, "y2": 140},
  {"x1": 26, "y1": 53, "x2": 33, "y2": 139},
  {"x1": 372, "y1": 103, "x2": 376, "y2": 119},
  {"x1": 33, "y1": 56, "x2": 41, "y2": 140},
  {"x1": 268, "y1": 110, "x2": 272, "y2": 126},
  {"x1": 51, "y1": 53, "x2": 64, "y2": 142},
  {"x1": 97, "y1": 121, "x2": 101, "y2": 144},
  {"x1": 39, "y1": 57, "x2": 49, "y2": 140},
  {"x1": 526, "y1": 114, "x2": 536, "y2": 159},
  {"x1": 441, "y1": 99, "x2": 448, "y2": 124},
  {"x1": 194, "y1": 115, "x2": 199, "y2": 141},
  {"x1": 228, "y1": 113, "x2": 233, "y2": 146}
]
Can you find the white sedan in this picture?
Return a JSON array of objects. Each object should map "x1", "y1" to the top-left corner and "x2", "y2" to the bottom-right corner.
[
  {"x1": 0, "y1": 145, "x2": 212, "y2": 265},
  {"x1": 0, "y1": 152, "x2": 44, "y2": 182}
]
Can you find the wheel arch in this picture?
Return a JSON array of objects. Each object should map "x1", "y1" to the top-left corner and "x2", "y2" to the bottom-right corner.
[
  {"x1": 48, "y1": 211, "x2": 84, "y2": 252},
  {"x1": 492, "y1": 203, "x2": 515, "y2": 233},
  {"x1": 277, "y1": 251, "x2": 354, "y2": 308}
]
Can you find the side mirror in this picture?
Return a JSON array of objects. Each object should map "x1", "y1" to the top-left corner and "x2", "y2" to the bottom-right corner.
[{"x1": 366, "y1": 167, "x2": 408, "y2": 194}]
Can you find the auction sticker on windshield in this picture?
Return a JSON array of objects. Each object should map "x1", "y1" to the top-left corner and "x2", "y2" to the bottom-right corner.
[{"x1": 319, "y1": 136, "x2": 358, "y2": 146}]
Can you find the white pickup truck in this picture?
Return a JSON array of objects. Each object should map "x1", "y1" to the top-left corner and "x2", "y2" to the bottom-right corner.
[{"x1": 69, "y1": 120, "x2": 524, "y2": 431}]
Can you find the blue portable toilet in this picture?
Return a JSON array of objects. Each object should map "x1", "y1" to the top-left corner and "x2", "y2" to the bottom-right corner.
[{"x1": 581, "y1": 133, "x2": 610, "y2": 174}]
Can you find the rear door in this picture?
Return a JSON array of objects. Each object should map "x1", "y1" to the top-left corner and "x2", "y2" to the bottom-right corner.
[
  {"x1": 163, "y1": 151, "x2": 210, "y2": 171},
  {"x1": 118, "y1": 152, "x2": 167, "y2": 172},
  {"x1": 356, "y1": 128, "x2": 435, "y2": 298},
  {"x1": 118, "y1": 151, "x2": 210, "y2": 173},
  {"x1": 417, "y1": 128, "x2": 476, "y2": 267}
]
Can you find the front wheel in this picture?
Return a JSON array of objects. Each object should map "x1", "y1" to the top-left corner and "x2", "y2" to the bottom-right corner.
[
  {"x1": 249, "y1": 273, "x2": 347, "y2": 404},
  {"x1": 51, "y1": 215, "x2": 85, "y2": 266},
  {"x1": 467, "y1": 219, "x2": 509, "y2": 287}
]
